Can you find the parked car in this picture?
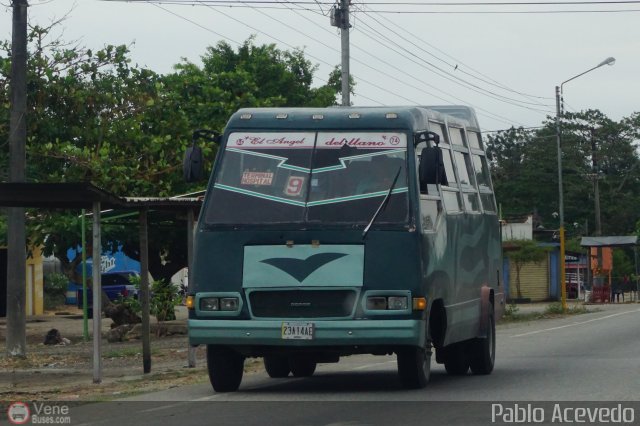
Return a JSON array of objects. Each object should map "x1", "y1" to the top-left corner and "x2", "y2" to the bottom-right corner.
[{"x1": 76, "y1": 271, "x2": 140, "y2": 310}]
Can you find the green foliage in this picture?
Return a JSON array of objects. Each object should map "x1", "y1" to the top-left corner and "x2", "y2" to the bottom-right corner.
[
  {"x1": 503, "y1": 302, "x2": 520, "y2": 319},
  {"x1": 544, "y1": 302, "x2": 587, "y2": 315},
  {"x1": 0, "y1": 216, "x2": 6, "y2": 246},
  {"x1": 507, "y1": 240, "x2": 549, "y2": 264},
  {"x1": 0, "y1": 25, "x2": 341, "y2": 281},
  {"x1": 487, "y1": 109, "x2": 640, "y2": 237},
  {"x1": 117, "y1": 275, "x2": 180, "y2": 323},
  {"x1": 43, "y1": 272, "x2": 68, "y2": 310},
  {"x1": 150, "y1": 279, "x2": 181, "y2": 323}
]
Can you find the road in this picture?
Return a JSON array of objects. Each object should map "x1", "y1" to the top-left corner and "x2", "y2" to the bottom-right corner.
[{"x1": 68, "y1": 303, "x2": 640, "y2": 425}]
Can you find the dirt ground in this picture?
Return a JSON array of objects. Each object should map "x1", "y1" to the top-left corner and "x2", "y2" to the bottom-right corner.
[{"x1": 0, "y1": 306, "x2": 262, "y2": 401}]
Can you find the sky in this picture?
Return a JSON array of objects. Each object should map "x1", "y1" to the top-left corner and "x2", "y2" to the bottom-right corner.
[{"x1": 1, "y1": 0, "x2": 638, "y2": 132}]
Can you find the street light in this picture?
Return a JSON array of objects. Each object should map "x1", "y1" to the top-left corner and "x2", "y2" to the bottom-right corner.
[{"x1": 555, "y1": 56, "x2": 616, "y2": 311}]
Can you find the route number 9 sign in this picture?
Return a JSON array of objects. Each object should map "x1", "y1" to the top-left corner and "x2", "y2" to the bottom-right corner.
[{"x1": 285, "y1": 176, "x2": 305, "y2": 196}]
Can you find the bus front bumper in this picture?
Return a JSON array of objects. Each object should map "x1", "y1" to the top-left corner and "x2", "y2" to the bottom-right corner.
[{"x1": 189, "y1": 319, "x2": 425, "y2": 347}]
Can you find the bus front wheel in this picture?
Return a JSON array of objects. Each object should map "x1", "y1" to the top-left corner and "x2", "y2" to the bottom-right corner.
[
  {"x1": 289, "y1": 356, "x2": 317, "y2": 377},
  {"x1": 264, "y1": 355, "x2": 291, "y2": 378},
  {"x1": 206, "y1": 345, "x2": 244, "y2": 392},
  {"x1": 397, "y1": 345, "x2": 431, "y2": 389}
]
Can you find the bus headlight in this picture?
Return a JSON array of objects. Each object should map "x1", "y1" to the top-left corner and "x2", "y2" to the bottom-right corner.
[
  {"x1": 366, "y1": 296, "x2": 408, "y2": 310},
  {"x1": 366, "y1": 296, "x2": 387, "y2": 310},
  {"x1": 220, "y1": 297, "x2": 239, "y2": 311},
  {"x1": 200, "y1": 297, "x2": 219, "y2": 311},
  {"x1": 387, "y1": 296, "x2": 408, "y2": 310}
]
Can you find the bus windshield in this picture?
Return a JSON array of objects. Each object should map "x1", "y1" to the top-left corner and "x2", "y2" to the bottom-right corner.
[{"x1": 204, "y1": 131, "x2": 409, "y2": 226}]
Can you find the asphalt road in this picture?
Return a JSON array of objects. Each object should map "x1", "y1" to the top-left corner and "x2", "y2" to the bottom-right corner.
[{"x1": 67, "y1": 303, "x2": 640, "y2": 425}]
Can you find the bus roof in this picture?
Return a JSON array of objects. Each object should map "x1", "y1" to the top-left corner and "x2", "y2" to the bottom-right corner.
[{"x1": 226, "y1": 106, "x2": 480, "y2": 133}]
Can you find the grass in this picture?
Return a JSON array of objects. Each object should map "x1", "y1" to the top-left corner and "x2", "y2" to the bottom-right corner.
[{"x1": 501, "y1": 302, "x2": 592, "y2": 323}]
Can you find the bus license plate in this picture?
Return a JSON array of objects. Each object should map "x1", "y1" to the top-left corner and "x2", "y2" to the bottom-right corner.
[{"x1": 281, "y1": 322, "x2": 314, "y2": 340}]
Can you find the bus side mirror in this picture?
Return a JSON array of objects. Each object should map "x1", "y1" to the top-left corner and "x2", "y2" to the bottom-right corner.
[
  {"x1": 419, "y1": 146, "x2": 448, "y2": 193},
  {"x1": 183, "y1": 129, "x2": 221, "y2": 183},
  {"x1": 414, "y1": 131, "x2": 440, "y2": 147},
  {"x1": 183, "y1": 144, "x2": 204, "y2": 183}
]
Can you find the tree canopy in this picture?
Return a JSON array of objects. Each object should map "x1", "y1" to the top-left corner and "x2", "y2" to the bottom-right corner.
[
  {"x1": 0, "y1": 25, "x2": 342, "y2": 282},
  {"x1": 486, "y1": 110, "x2": 640, "y2": 239}
]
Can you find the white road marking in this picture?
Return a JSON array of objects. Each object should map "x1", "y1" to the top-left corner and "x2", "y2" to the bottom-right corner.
[
  {"x1": 351, "y1": 360, "x2": 396, "y2": 370},
  {"x1": 510, "y1": 308, "x2": 640, "y2": 338},
  {"x1": 140, "y1": 402, "x2": 188, "y2": 413}
]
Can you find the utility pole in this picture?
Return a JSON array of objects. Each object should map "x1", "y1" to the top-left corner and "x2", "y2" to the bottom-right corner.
[
  {"x1": 591, "y1": 128, "x2": 602, "y2": 236},
  {"x1": 331, "y1": 0, "x2": 350, "y2": 106},
  {"x1": 6, "y1": 0, "x2": 28, "y2": 358},
  {"x1": 555, "y1": 85, "x2": 567, "y2": 312}
]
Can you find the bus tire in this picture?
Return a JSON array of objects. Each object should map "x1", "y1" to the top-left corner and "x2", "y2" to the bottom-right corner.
[
  {"x1": 264, "y1": 355, "x2": 291, "y2": 378},
  {"x1": 443, "y1": 342, "x2": 470, "y2": 375},
  {"x1": 397, "y1": 345, "x2": 431, "y2": 389},
  {"x1": 470, "y1": 303, "x2": 495, "y2": 375},
  {"x1": 206, "y1": 345, "x2": 244, "y2": 392},
  {"x1": 289, "y1": 356, "x2": 317, "y2": 377}
]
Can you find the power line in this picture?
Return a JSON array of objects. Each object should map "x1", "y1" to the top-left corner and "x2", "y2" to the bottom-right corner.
[
  {"x1": 273, "y1": 0, "x2": 528, "y2": 125},
  {"x1": 109, "y1": 0, "x2": 640, "y2": 12},
  {"x1": 355, "y1": 2, "x2": 554, "y2": 102},
  {"x1": 108, "y1": 0, "x2": 640, "y2": 5},
  {"x1": 108, "y1": 0, "x2": 541, "y2": 127},
  {"x1": 354, "y1": 8, "x2": 640, "y2": 13},
  {"x1": 353, "y1": 13, "x2": 554, "y2": 114}
]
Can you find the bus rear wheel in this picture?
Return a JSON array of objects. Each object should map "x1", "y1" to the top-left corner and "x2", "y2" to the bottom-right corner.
[
  {"x1": 289, "y1": 356, "x2": 317, "y2": 377},
  {"x1": 397, "y1": 345, "x2": 431, "y2": 389},
  {"x1": 206, "y1": 345, "x2": 244, "y2": 392},
  {"x1": 470, "y1": 303, "x2": 495, "y2": 375},
  {"x1": 443, "y1": 342, "x2": 470, "y2": 375},
  {"x1": 264, "y1": 355, "x2": 291, "y2": 378}
]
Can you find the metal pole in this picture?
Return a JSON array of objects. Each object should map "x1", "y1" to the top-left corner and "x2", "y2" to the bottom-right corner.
[
  {"x1": 139, "y1": 209, "x2": 151, "y2": 374},
  {"x1": 82, "y1": 210, "x2": 88, "y2": 341},
  {"x1": 340, "y1": 0, "x2": 350, "y2": 106},
  {"x1": 591, "y1": 129, "x2": 602, "y2": 236},
  {"x1": 555, "y1": 85, "x2": 567, "y2": 311},
  {"x1": 635, "y1": 247, "x2": 639, "y2": 302},
  {"x1": 187, "y1": 209, "x2": 196, "y2": 368},
  {"x1": 92, "y1": 202, "x2": 102, "y2": 384},
  {"x1": 6, "y1": 0, "x2": 28, "y2": 358}
]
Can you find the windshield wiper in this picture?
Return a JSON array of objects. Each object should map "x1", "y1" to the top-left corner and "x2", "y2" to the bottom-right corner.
[{"x1": 362, "y1": 166, "x2": 402, "y2": 239}]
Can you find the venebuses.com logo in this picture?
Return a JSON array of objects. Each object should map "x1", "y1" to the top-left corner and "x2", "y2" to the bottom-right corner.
[
  {"x1": 7, "y1": 402, "x2": 30, "y2": 425},
  {"x1": 7, "y1": 401, "x2": 71, "y2": 424}
]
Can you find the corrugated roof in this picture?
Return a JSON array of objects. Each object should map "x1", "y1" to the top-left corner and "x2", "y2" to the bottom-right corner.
[{"x1": 0, "y1": 183, "x2": 202, "y2": 211}]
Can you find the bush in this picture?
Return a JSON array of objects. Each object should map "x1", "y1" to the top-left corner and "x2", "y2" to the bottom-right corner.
[
  {"x1": 151, "y1": 279, "x2": 181, "y2": 322},
  {"x1": 116, "y1": 275, "x2": 180, "y2": 323},
  {"x1": 544, "y1": 302, "x2": 588, "y2": 315},
  {"x1": 504, "y1": 302, "x2": 519, "y2": 318},
  {"x1": 44, "y1": 272, "x2": 68, "y2": 310}
]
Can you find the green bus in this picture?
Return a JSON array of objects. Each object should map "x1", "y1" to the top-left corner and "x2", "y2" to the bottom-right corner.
[{"x1": 186, "y1": 106, "x2": 504, "y2": 392}]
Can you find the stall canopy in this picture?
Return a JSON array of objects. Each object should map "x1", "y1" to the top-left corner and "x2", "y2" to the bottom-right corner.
[
  {"x1": 0, "y1": 182, "x2": 201, "y2": 210},
  {"x1": 580, "y1": 236, "x2": 638, "y2": 247},
  {"x1": 1, "y1": 182, "x2": 202, "y2": 382}
]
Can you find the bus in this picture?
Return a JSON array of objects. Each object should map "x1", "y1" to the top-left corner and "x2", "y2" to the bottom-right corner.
[{"x1": 185, "y1": 106, "x2": 504, "y2": 392}]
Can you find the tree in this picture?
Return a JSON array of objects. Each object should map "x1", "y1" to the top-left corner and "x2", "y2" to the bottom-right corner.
[
  {"x1": 1, "y1": 26, "x2": 342, "y2": 283},
  {"x1": 486, "y1": 109, "x2": 640, "y2": 237}
]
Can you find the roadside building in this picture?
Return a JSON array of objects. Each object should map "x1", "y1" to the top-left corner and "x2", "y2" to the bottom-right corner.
[{"x1": 0, "y1": 245, "x2": 44, "y2": 316}]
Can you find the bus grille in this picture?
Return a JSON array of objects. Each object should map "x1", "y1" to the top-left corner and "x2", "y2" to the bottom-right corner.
[{"x1": 248, "y1": 290, "x2": 357, "y2": 318}]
